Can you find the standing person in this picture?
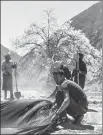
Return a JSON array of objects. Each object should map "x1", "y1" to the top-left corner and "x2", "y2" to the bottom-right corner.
[
  {"x1": 50, "y1": 62, "x2": 88, "y2": 129},
  {"x1": 1, "y1": 54, "x2": 17, "y2": 100},
  {"x1": 72, "y1": 53, "x2": 87, "y2": 89},
  {"x1": 60, "y1": 64, "x2": 71, "y2": 80}
]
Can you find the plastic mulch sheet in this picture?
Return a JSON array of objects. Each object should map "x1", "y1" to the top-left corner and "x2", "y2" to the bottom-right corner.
[{"x1": 1, "y1": 96, "x2": 58, "y2": 135}]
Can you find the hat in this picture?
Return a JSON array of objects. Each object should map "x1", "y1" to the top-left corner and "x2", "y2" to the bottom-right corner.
[
  {"x1": 50, "y1": 61, "x2": 63, "y2": 74},
  {"x1": 4, "y1": 53, "x2": 11, "y2": 58}
]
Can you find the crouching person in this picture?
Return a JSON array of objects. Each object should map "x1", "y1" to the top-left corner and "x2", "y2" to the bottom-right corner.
[{"x1": 50, "y1": 62, "x2": 88, "y2": 129}]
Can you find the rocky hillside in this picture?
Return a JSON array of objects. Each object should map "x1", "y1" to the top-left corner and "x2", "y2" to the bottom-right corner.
[
  {"x1": 1, "y1": 44, "x2": 21, "y2": 63},
  {"x1": 71, "y1": 2, "x2": 102, "y2": 50}
]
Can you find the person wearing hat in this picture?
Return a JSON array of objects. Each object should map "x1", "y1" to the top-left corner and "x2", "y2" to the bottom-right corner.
[
  {"x1": 72, "y1": 53, "x2": 87, "y2": 89},
  {"x1": 50, "y1": 61, "x2": 88, "y2": 129},
  {"x1": 1, "y1": 54, "x2": 17, "y2": 100}
]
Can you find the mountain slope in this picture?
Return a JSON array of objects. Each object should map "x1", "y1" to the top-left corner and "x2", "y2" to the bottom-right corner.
[
  {"x1": 1, "y1": 44, "x2": 21, "y2": 63},
  {"x1": 71, "y1": 1, "x2": 102, "y2": 49}
]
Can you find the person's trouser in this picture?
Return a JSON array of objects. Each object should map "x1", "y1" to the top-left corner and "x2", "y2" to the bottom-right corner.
[{"x1": 66, "y1": 98, "x2": 88, "y2": 119}]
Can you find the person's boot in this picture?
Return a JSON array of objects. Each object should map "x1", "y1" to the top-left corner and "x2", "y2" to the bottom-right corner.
[{"x1": 73, "y1": 114, "x2": 84, "y2": 124}]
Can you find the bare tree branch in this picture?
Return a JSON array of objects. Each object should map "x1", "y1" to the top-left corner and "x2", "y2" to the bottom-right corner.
[{"x1": 32, "y1": 23, "x2": 48, "y2": 38}]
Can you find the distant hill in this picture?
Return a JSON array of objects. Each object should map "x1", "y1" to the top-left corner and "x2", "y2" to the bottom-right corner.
[
  {"x1": 1, "y1": 44, "x2": 21, "y2": 63},
  {"x1": 71, "y1": 2, "x2": 102, "y2": 50}
]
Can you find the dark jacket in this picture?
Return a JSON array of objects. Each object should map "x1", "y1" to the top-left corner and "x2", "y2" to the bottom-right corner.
[
  {"x1": 72, "y1": 59, "x2": 87, "y2": 78},
  {"x1": 61, "y1": 65, "x2": 71, "y2": 80},
  {"x1": 66, "y1": 80, "x2": 88, "y2": 106},
  {"x1": 56, "y1": 80, "x2": 88, "y2": 107},
  {"x1": 55, "y1": 80, "x2": 88, "y2": 117}
]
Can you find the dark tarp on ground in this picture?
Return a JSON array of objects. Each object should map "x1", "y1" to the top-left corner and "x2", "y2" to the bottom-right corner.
[{"x1": 1, "y1": 96, "x2": 58, "y2": 135}]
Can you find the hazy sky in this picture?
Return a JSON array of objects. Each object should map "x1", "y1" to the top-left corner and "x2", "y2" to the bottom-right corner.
[{"x1": 1, "y1": 1, "x2": 99, "y2": 50}]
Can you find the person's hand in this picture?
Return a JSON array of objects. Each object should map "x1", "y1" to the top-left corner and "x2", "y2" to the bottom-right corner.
[
  {"x1": 51, "y1": 105, "x2": 57, "y2": 112},
  {"x1": 12, "y1": 62, "x2": 17, "y2": 68},
  {"x1": 61, "y1": 80, "x2": 69, "y2": 89},
  {"x1": 56, "y1": 85, "x2": 62, "y2": 91},
  {"x1": 79, "y1": 71, "x2": 86, "y2": 75},
  {"x1": 14, "y1": 63, "x2": 17, "y2": 68},
  {"x1": 3, "y1": 70, "x2": 8, "y2": 75},
  {"x1": 4, "y1": 70, "x2": 11, "y2": 75}
]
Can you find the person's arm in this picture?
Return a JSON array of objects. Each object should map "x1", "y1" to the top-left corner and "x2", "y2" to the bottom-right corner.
[
  {"x1": 56, "y1": 89, "x2": 70, "y2": 115},
  {"x1": 47, "y1": 87, "x2": 57, "y2": 105},
  {"x1": 2, "y1": 62, "x2": 5, "y2": 72},
  {"x1": 1, "y1": 62, "x2": 7, "y2": 74},
  {"x1": 84, "y1": 63, "x2": 87, "y2": 74}
]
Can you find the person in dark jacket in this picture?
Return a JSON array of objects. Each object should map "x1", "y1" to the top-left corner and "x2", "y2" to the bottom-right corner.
[
  {"x1": 60, "y1": 64, "x2": 71, "y2": 80},
  {"x1": 50, "y1": 62, "x2": 88, "y2": 127},
  {"x1": 2, "y1": 54, "x2": 17, "y2": 100},
  {"x1": 72, "y1": 53, "x2": 87, "y2": 89}
]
